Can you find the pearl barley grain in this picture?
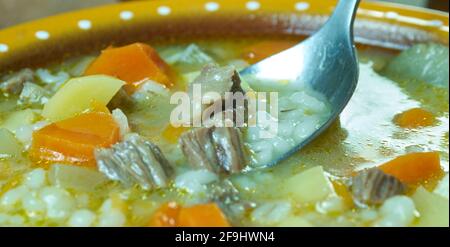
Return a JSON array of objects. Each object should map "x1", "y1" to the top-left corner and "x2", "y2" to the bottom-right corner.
[
  {"x1": 98, "y1": 209, "x2": 126, "y2": 227},
  {"x1": 40, "y1": 187, "x2": 75, "y2": 220},
  {"x1": 374, "y1": 196, "x2": 416, "y2": 227},
  {"x1": 23, "y1": 168, "x2": 46, "y2": 189},
  {"x1": 0, "y1": 186, "x2": 28, "y2": 210},
  {"x1": 69, "y1": 209, "x2": 96, "y2": 227}
]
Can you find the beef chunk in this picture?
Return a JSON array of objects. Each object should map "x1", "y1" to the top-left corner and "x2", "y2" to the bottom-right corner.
[
  {"x1": 209, "y1": 180, "x2": 256, "y2": 225},
  {"x1": 107, "y1": 88, "x2": 134, "y2": 111},
  {"x1": 188, "y1": 64, "x2": 246, "y2": 126},
  {"x1": 351, "y1": 168, "x2": 406, "y2": 206},
  {"x1": 190, "y1": 64, "x2": 243, "y2": 97},
  {"x1": 179, "y1": 127, "x2": 247, "y2": 175},
  {"x1": 211, "y1": 128, "x2": 248, "y2": 173},
  {"x1": 95, "y1": 135, "x2": 174, "y2": 190},
  {"x1": 179, "y1": 128, "x2": 219, "y2": 172}
]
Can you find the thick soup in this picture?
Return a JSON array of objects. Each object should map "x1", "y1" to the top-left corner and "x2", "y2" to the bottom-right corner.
[{"x1": 0, "y1": 38, "x2": 448, "y2": 227}]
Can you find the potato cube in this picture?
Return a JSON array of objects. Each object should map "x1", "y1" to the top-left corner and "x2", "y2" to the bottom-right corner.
[
  {"x1": 0, "y1": 109, "x2": 39, "y2": 132},
  {"x1": 0, "y1": 128, "x2": 23, "y2": 159},
  {"x1": 283, "y1": 166, "x2": 334, "y2": 204},
  {"x1": 412, "y1": 186, "x2": 449, "y2": 227},
  {"x1": 42, "y1": 75, "x2": 125, "y2": 122}
]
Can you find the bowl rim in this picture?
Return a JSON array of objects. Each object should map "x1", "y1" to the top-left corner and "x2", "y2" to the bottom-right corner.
[{"x1": 0, "y1": 0, "x2": 448, "y2": 72}]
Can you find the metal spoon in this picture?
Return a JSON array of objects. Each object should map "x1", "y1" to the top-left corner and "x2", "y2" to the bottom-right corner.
[{"x1": 240, "y1": 0, "x2": 361, "y2": 166}]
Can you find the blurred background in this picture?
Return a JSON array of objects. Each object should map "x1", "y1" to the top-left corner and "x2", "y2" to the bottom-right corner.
[{"x1": 0, "y1": 0, "x2": 448, "y2": 29}]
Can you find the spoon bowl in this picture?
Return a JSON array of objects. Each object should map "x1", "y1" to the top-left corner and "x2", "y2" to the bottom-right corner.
[{"x1": 241, "y1": 0, "x2": 361, "y2": 166}]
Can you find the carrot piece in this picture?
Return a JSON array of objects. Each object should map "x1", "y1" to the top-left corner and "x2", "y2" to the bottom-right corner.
[
  {"x1": 85, "y1": 43, "x2": 173, "y2": 93},
  {"x1": 30, "y1": 112, "x2": 120, "y2": 166},
  {"x1": 242, "y1": 40, "x2": 298, "y2": 64},
  {"x1": 148, "y1": 202, "x2": 230, "y2": 227},
  {"x1": 177, "y1": 203, "x2": 230, "y2": 227},
  {"x1": 332, "y1": 181, "x2": 354, "y2": 208},
  {"x1": 162, "y1": 125, "x2": 189, "y2": 144},
  {"x1": 149, "y1": 202, "x2": 181, "y2": 227},
  {"x1": 394, "y1": 108, "x2": 435, "y2": 128},
  {"x1": 379, "y1": 152, "x2": 443, "y2": 184}
]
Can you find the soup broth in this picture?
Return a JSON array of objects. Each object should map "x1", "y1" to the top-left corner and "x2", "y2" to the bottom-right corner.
[{"x1": 0, "y1": 38, "x2": 448, "y2": 227}]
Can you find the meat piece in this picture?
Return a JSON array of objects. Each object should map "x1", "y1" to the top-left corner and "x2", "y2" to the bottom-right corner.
[
  {"x1": 187, "y1": 64, "x2": 246, "y2": 126},
  {"x1": 0, "y1": 69, "x2": 35, "y2": 95},
  {"x1": 95, "y1": 134, "x2": 174, "y2": 190},
  {"x1": 190, "y1": 64, "x2": 243, "y2": 97},
  {"x1": 212, "y1": 128, "x2": 248, "y2": 173},
  {"x1": 179, "y1": 127, "x2": 247, "y2": 175},
  {"x1": 210, "y1": 180, "x2": 241, "y2": 204},
  {"x1": 179, "y1": 128, "x2": 218, "y2": 172},
  {"x1": 107, "y1": 88, "x2": 134, "y2": 111},
  {"x1": 209, "y1": 180, "x2": 256, "y2": 225},
  {"x1": 351, "y1": 168, "x2": 406, "y2": 206}
]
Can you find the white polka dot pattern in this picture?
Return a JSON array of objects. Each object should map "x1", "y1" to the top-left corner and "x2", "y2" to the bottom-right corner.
[
  {"x1": 295, "y1": 2, "x2": 310, "y2": 11},
  {"x1": 78, "y1": 20, "x2": 92, "y2": 30},
  {"x1": 0, "y1": 43, "x2": 8, "y2": 53},
  {"x1": 0, "y1": 1, "x2": 445, "y2": 49},
  {"x1": 120, "y1": 10, "x2": 134, "y2": 20},
  {"x1": 35, "y1": 31, "x2": 50, "y2": 40},
  {"x1": 205, "y1": 2, "x2": 220, "y2": 12},
  {"x1": 246, "y1": 1, "x2": 261, "y2": 11},
  {"x1": 158, "y1": 6, "x2": 171, "y2": 16}
]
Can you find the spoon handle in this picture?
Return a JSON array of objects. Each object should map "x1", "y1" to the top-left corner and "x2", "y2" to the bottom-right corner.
[{"x1": 322, "y1": 0, "x2": 361, "y2": 38}]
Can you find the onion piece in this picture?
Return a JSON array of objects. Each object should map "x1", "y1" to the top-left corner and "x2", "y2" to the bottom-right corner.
[
  {"x1": 0, "y1": 128, "x2": 23, "y2": 159},
  {"x1": 48, "y1": 164, "x2": 108, "y2": 192}
]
